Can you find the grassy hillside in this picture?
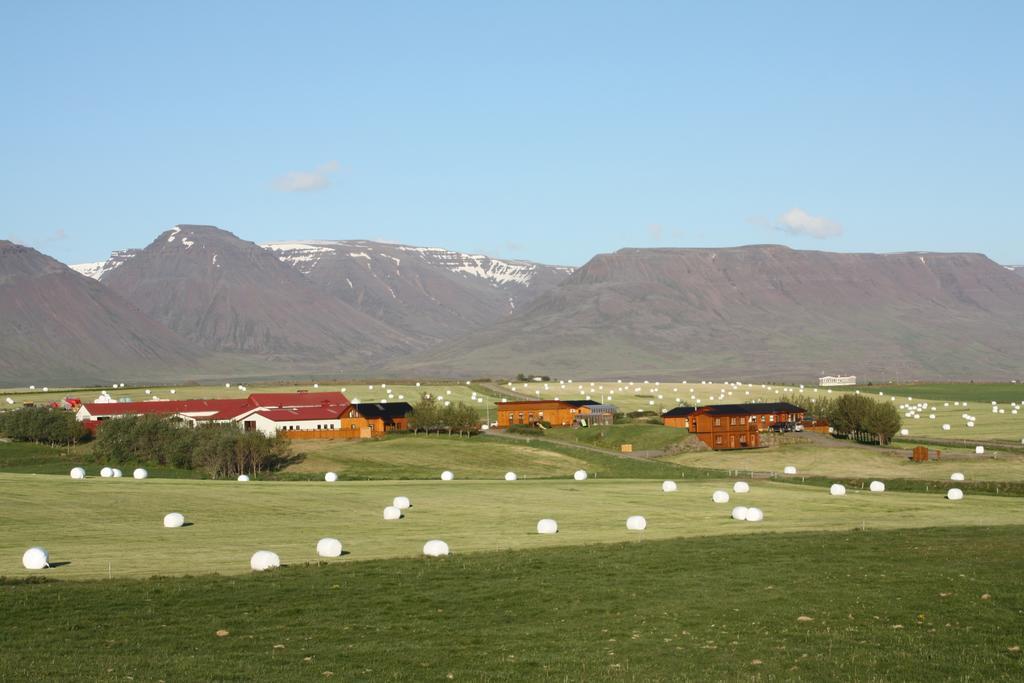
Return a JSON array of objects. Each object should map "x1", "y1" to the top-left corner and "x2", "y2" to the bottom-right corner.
[
  {"x1": 4, "y1": 526, "x2": 1023, "y2": 680},
  {"x1": 540, "y1": 423, "x2": 696, "y2": 451}
]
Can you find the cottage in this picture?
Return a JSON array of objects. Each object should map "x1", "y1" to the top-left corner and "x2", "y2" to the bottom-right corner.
[
  {"x1": 340, "y1": 402, "x2": 413, "y2": 435},
  {"x1": 495, "y1": 399, "x2": 614, "y2": 428}
]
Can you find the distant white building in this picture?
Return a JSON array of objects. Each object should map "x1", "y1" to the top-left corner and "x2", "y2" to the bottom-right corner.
[{"x1": 818, "y1": 375, "x2": 857, "y2": 387}]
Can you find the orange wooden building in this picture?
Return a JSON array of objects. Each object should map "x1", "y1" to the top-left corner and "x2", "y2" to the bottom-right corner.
[
  {"x1": 495, "y1": 400, "x2": 607, "y2": 427},
  {"x1": 661, "y1": 402, "x2": 807, "y2": 450},
  {"x1": 339, "y1": 401, "x2": 413, "y2": 435}
]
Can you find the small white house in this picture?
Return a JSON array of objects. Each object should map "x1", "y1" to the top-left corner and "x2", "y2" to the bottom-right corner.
[
  {"x1": 232, "y1": 407, "x2": 343, "y2": 437},
  {"x1": 818, "y1": 375, "x2": 857, "y2": 387}
]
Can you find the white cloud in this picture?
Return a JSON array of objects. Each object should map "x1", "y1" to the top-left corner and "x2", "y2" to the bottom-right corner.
[
  {"x1": 774, "y1": 208, "x2": 843, "y2": 239},
  {"x1": 272, "y1": 161, "x2": 339, "y2": 192}
]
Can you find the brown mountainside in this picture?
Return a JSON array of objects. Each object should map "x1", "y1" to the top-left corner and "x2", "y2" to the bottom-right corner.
[
  {"x1": 100, "y1": 226, "x2": 415, "y2": 360},
  {"x1": 401, "y1": 245, "x2": 1024, "y2": 382},
  {"x1": 0, "y1": 241, "x2": 204, "y2": 386}
]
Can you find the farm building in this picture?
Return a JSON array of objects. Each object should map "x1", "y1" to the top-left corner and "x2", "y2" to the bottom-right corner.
[
  {"x1": 691, "y1": 405, "x2": 762, "y2": 450},
  {"x1": 495, "y1": 400, "x2": 615, "y2": 427},
  {"x1": 75, "y1": 391, "x2": 354, "y2": 437},
  {"x1": 818, "y1": 374, "x2": 857, "y2": 386},
  {"x1": 662, "y1": 402, "x2": 807, "y2": 449},
  {"x1": 340, "y1": 402, "x2": 413, "y2": 435}
]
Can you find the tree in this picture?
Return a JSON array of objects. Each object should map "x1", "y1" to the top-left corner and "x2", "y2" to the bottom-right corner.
[
  {"x1": 408, "y1": 394, "x2": 441, "y2": 434},
  {"x1": 863, "y1": 401, "x2": 901, "y2": 445},
  {"x1": 829, "y1": 394, "x2": 875, "y2": 441}
]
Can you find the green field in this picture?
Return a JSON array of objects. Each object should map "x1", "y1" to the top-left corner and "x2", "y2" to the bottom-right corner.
[
  {"x1": 665, "y1": 438, "x2": 1024, "y2": 483},
  {"x1": 847, "y1": 383, "x2": 1024, "y2": 404},
  {"x1": 539, "y1": 423, "x2": 696, "y2": 452},
  {"x1": 4, "y1": 472, "x2": 1023, "y2": 581},
  {"x1": 4, "y1": 524, "x2": 1024, "y2": 680}
]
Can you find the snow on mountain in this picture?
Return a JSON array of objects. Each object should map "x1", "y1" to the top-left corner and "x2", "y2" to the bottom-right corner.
[{"x1": 70, "y1": 249, "x2": 141, "y2": 280}]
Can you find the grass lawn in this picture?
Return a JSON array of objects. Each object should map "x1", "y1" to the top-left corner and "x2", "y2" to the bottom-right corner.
[
  {"x1": 540, "y1": 423, "x2": 694, "y2": 452},
  {"x1": 285, "y1": 433, "x2": 592, "y2": 479},
  {"x1": 846, "y1": 383, "x2": 1024, "y2": 404},
  {"x1": 3, "y1": 473, "x2": 1023, "y2": 581},
  {"x1": 664, "y1": 440, "x2": 1024, "y2": 484},
  {"x1": 3, "y1": 525, "x2": 1023, "y2": 680},
  {"x1": 0, "y1": 441, "x2": 204, "y2": 479}
]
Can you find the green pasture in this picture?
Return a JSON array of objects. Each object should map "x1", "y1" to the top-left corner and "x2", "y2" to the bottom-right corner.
[
  {"x1": 539, "y1": 423, "x2": 695, "y2": 451},
  {"x1": 3, "y1": 473, "x2": 1023, "y2": 582},
  {"x1": 4, "y1": 526, "x2": 1024, "y2": 680},
  {"x1": 666, "y1": 441, "x2": 1024, "y2": 483},
  {"x1": 846, "y1": 382, "x2": 1024, "y2": 404}
]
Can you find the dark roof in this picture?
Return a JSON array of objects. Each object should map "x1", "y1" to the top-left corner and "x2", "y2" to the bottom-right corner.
[
  {"x1": 562, "y1": 400, "x2": 601, "y2": 407},
  {"x1": 662, "y1": 406, "x2": 697, "y2": 418},
  {"x1": 352, "y1": 402, "x2": 413, "y2": 419},
  {"x1": 700, "y1": 402, "x2": 806, "y2": 416}
]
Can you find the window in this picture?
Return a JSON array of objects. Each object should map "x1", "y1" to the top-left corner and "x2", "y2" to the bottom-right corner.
[
  {"x1": 714, "y1": 418, "x2": 721, "y2": 426},
  {"x1": 729, "y1": 417, "x2": 737, "y2": 426},
  {"x1": 715, "y1": 435, "x2": 723, "y2": 444},
  {"x1": 770, "y1": 415, "x2": 775, "y2": 422}
]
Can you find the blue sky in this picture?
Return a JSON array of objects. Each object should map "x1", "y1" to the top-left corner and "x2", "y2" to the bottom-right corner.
[{"x1": 2, "y1": 1, "x2": 1021, "y2": 267}]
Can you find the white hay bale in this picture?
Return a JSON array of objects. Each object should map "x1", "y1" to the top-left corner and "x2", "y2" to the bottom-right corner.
[
  {"x1": 783, "y1": 465, "x2": 797, "y2": 475},
  {"x1": 731, "y1": 506, "x2": 749, "y2": 521},
  {"x1": 626, "y1": 515, "x2": 647, "y2": 531},
  {"x1": 70, "y1": 467, "x2": 86, "y2": 480},
  {"x1": 250, "y1": 550, "x2": 280, "y2": 571},
  {"x1": 21, "y1": 547, "x2": 49, "y2": 570},
  {"x1": 950, "y1": 472, "x2": 965, "y2": 481},
  {"x1": 573, "y1": 470, "x2": 588, "y2": 481},
  {"x1": 975, "y1": 446, "x2": 985, "y2": 455},
  {"x1": 383, "y1": 506, "x2": 402, "y2": 520},
  {"x1": 133, "y1": 468, "x2": 148, "y2": 480},
  {"x1": 947, "y1": 488, "x2": 964, "y2": 501},
  {"x1": 712, "y1": 490, "x2": 730, "y2": 504},
  {"x1": 745, "y1": 507, "x2": 764, "y2": 522},
  {"x1": 393, "y1": 496, "x2": 411, "y2": 509},
  {"x1": 829, "y1": 483, "x2": 847, "y2": 496},
  {"x1": 163, "y1": 512, "x2": 185, "y2": 528},
  {"x1": 942, "y1": 424, "x2": 951, "y2": 431},
  {"x1": 237, "y1": 474, "x2": 250, "y2": 482},
  {"x1": 505, "y1": 471, "x2": 517, "y2": 481},
  {"x1": 733, "y1": 481, "x2": 750, "y2": 493},
  {"x1": 440, "y1": 470, "x2": 454, "y2": 481},
  {"x1": 967, "y1": 421, "x2": 975, "y2": 428},
  {"x1": 661, "y1": 480, "x2": 678, "y2": 492},
  {"x1": 899, "y1": 428, "x2": 909, "y2": 436},
  {"x1": 325, "y1": 471, "x2": 338, "y2": 482},
  {"x1": 316, "y1": 537, "x2": 343, "y2": 558},
  {"x1": 112, "y1": 468, "x2": 123, "y2": 478},
  {"x1": 423, "y1": 540, "x2": 450, "y2": 557},
  {"x1": 100, "y1": 467, "x2": 113, "y2": 478},
  {"x1": 869, "y1": 480, "x2": 885, "y2": 492},
  {"x1": 536, "y1": 518, "x2": 558, "y2": 534}
]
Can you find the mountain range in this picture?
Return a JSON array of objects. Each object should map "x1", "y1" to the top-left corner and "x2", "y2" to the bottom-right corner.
[{"x1": 2, "y1": 226, "x2": 1022, "y2": 385}]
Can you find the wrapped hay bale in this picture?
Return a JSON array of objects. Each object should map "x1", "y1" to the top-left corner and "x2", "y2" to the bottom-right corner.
[
  {"x1": 950, "y1": 472, "x2": 965, "y2": 481},
  {"x1": 440, "y1": 470, "x2": 454, "y2": 481},
  {"x1": 250, "y1": 550, "x2": 280, "y2": 571},
  {"x1": 536, "y1": 518, "x2": 558, "y2": 534},
  {"x1": 325, "y1": 472, "x2": 338, "y2": 482},
  {"x1": 383, "y1": 506, "x2": 402, "y2": 520},
  {"x1": 70, "y1": 467, "x2": 86, "y2": 480},
  {"x1": 237, "y1": 474, "x2": 250, "y2": 482},
  {"x1": 900, "y1": 428, "x2": 909, "y2": 436},
  {"x1": 163, "y1": 512, "x2": 185, "y2": 528},
  {"x1": 733, "y1": 481, "x2": 750, "y2": 494},
  {"x1": 731, "y1": 506, "x2": 749, "y2": 521},
  {"x1": 947, "y1": 488, "x2": 964, "y2": 501},
  {"x1": 112, "y1": 468, "x2": 123, "y2": 477},
  {"x1": 626, "y1": 515, "x2": 647, "y2": 531},
  {"x1": 100, "y1": 467, "x2": 113, "y2": 478},
  {"x1": 869, "y1": 480, "x2": 885, "y2": 493},
  {"x1": 22, "y1": 547, "x2": 49, "y2": 570},
  {"x1": 505, "y1": 472, "x2": 518, "y2": 481},
  {"x1": 393, "y1": 496, "x2": 411, "y2": 510},
  {"x1": 662, "y1": 480, "x2": 678, "y2": 492},
  {"x1": 133, "y1": 468, "x2": 148, "y2": 480},
  {"x1": 316, "y1": 538, "x2": 343, "y2": 558},
  {"x1": 783, "y1": 466, "x2": 797, "y2": 475},
  {"x1": 745, "y1": 507, "x2": 764, "y2": 522},
  {"x1": 712, "y1": 490, "x2": 730, "y2": 504},
  {"x1": 423, "y1": 540, "x2": 450, "y2": 557},
  {"x1": 829, "y1": 483, "x2": 846, "y2": 496},
  {"x1": 573, "y1": 470, "x2": 588, "y2": 481},
  {"x1": 975, "y1": 446, "x2": 985, "y2": 455},
  {"x1": 942, "y1": 424, "x2": 951, "y2": 431}
]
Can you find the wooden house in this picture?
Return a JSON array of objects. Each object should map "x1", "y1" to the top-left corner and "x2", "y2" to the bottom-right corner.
[
  {"x1": 495, "y1": 399, "x2": 612, "y2": 427},
  {"x1": 340, "y1": 402, "x2": 413, "y2": 435}
]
